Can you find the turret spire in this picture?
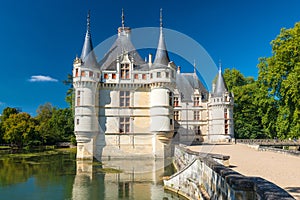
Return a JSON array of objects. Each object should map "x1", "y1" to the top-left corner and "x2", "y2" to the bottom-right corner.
[
  {"x1": 214, "y1": 61, "x2": 227, "y2": 97},
  {"x1": 121, "y1": 8, "x2": 125, "y2": 29},
  {"x1": 80, "y1": 11, "x2": 97, "y2": 67},
  {"x1": 160, "y1": 8, "x2": 163, "y2": 28},
  {"x1": 87, "y1": 10, "x2": 90, "y2": 34},
  {"x1": 153, "y1": 8, "x2": 170, "y2": 67}
]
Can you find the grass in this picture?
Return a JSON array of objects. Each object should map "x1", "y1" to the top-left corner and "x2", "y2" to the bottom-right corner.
[{"x1": 0, "y1": 146, "x2": 11, "y2": 150}]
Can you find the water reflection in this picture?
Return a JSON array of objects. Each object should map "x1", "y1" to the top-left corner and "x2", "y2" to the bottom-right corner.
[
  {"x1": 72, "y1": 158, "x2": 179, "y2": 200},
  {"x1": 0, "y1": 151, "x2": 180, "y2": 200}
]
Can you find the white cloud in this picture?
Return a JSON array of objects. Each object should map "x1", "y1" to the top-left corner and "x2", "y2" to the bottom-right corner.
[{"x1": 28, "y1": 75, "x2": 58, "y2": 82}]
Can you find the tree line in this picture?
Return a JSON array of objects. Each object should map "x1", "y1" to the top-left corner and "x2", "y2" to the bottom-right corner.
[
  {"x1": 0, "y1": 104, "x2": 74, "y2": 148},
  {"x1": 224, "y1": 22, "x2": 300, "y2": 139}
]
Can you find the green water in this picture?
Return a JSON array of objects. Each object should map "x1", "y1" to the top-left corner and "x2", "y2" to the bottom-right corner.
[{"x1": 0, "y1": 150, "x2": 182, "y2": 200}]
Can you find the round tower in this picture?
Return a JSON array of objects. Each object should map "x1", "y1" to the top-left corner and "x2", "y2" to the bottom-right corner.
[
  {"x1": 208, "y1": 67, "x2": 234, "y2": 142},
  {"x1": 73, "y1": 12, "x2": 100, "y2": 160},
  {"x1": 150, "y1": 9, "x2": 176, "y2": 158}
]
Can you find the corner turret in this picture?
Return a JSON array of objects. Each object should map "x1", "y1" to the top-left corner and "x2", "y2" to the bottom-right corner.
[
  {"x1": 208, "y1": 64, "x2": 234, "y2": 142},
  {"x1": 73, "y1": 12, "x2": 101, "y2": 160},
  {"x1": 150, "y1": 9, "x2": 176, "y2": 157}
]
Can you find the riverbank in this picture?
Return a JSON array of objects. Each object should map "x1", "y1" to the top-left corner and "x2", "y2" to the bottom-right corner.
[{"x1": 188, "y1": 144, "x2": 300, "y2": 199}]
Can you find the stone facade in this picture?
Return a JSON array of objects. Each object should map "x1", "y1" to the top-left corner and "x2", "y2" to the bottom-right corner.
[{"x1": 73, "y1": 12, "x2": 234, "y2": 160}]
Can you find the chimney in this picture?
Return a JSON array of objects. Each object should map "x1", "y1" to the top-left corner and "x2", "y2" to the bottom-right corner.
[
  {"x1": 177, "y1": 66, "x2": 181, "y2": 74},
  {"x1": 148, "y1": 53, "x2": 152, "y2": 66}
]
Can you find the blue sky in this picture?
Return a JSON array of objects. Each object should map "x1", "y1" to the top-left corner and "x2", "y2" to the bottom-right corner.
[{"x1": 0, "y1": 0, "x2": 299, "y2": 115}]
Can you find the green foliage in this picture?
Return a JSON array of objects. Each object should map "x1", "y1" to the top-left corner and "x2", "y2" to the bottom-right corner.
[
  {"x1": 257, "y1": 22, "x2": 300, "y2": 139},
  {"x1": 223, "y1": 68, "x2": 266, "y2": 139},
  {"x1": 35, "y1": 103, "x2": 74, "y2": 145},
  {"x1": 2, "y1": 113, "x2": 37, "y2": 147},
  {"x1": 63, "y1": 74, "x2": 74, "y2": 109},
  {"x1": 0, "y1": 107, "x2": 20, "y2": 143}
]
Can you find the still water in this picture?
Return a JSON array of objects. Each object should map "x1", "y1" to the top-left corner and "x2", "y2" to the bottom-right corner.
[{"x1": 0, "y1": 150, "x2": 182, "y2": 200}]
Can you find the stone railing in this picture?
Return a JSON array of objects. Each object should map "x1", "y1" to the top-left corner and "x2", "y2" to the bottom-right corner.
[
  {"x1": 236, "y1": 139, "x2": 300, "y2": 146},
  {"x1": 163, "y1": 145, "x2": 295, "y2": 200}
]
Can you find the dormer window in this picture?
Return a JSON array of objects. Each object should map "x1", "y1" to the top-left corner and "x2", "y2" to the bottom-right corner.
[
  {"x1": 166, "y1": 72, "x2": 169, "y2": 78},
  {"x1": 104, "y1": 73, "x2": 108, "y2": 79},
  {"x1": 121, "y1": 63, "x2": 130, "y2": 79},
  {"x1": 157, "y1": 72, "x2": 161, "y2": 78},
  {"x1": 75, "y1": 69, "x2": 79, "y2": 77}
]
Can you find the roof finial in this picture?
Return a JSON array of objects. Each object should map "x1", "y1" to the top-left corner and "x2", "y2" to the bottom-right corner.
[
  {"x1": 219, "y1": 59, "x2": 222, "y2": 72},
  {"x1": 87, "y1": 10, "x2": 90, "y2": 33},
  {"x1": 160, "y1": 8, "x2": 163, "y2": 28},
  {"x1": 193, "y1": 59, "x2": 196, "y2": 74},
  {"x1": 121, "y1": 8, "x2": 125, "y2": 29}
]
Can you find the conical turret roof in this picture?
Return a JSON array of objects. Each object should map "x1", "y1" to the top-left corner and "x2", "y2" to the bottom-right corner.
[
  {"x1": 213, "y1": 67, "x2": 227, "y2": 97},
  {"x1": 80, "y1": 11, "x2": 98, "y2": 68},
  {"x1": 153, "y1": 9, "x2": 170, "y2": 68}
]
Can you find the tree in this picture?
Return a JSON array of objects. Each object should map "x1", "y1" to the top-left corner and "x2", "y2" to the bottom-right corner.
[
  {"x1": 0, "y1": 107, "x2": 20, "y2": 143},
  {"x1": 47, "y1": 108, "x2": 74, "y2": 142},
  {"x1": 63, "y1": 74, "x2": 74, "y2": 109},
  {"x1": 35, "y1": 104, "x2": 74, "y2": 145},
  {"x1": 257, "y1": 22, "x2": 300, "y2": 139},
  {"x1": 2, "y1": 113, "x2": 37, "y2": 147},
  {"x1": 35, "y1": 103, "x2": 55, "y2": 144},
  {"x1": 223, "y1": 68, "x2": 266, "y2": 139}
]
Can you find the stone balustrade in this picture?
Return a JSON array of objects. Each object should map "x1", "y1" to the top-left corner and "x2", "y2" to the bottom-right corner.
[{"x1": 163, "y1": 145, "x2": 295, "y2": 200}]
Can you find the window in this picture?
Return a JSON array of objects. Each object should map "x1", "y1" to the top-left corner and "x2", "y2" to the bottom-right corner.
[
  {"x1": 194, "y1": 126, "x2": 201, "y2": 135},
  {"x1": 112, "y1": 73, "x2": 116, "y2": 79},
  {"x1": 170, "y1": 119, "x2": 173, "y2": 125},
  {"x1": 166, "y1": 72, "x2": 169, "y2": 78},
  {"x1": 89, "y1": 71, "x2": 93, "y2": 77},
  {"x1": 174, "y1": 97, "x2": 179, "y2": 107},
  {"x1": 224, "y1": 108, "x2": 228, "y2": 119},
  {"x1": 150, "y1": 73, "x2": 153, "y2": 79},
  {"x1": 134, "y1": 74, "x2": 139, "y2": 79},
  {"x1": 81, "y1": 71, "x2": 85, "y2": 77},
  {"x1": 174, "y1": 111, "x2": 180, "y2": 121},
  {"x1": 76, "y1": 91, "x2": 80, "y2": 106},
  {"x1": 120, "y1": 91, "x2": 130, "y2": 107},
  {"x1": 142, "y1": 74, "x2": 146, "y2": 80},
  {"x1": 157, "y1": 72, "x2": 161, "y2": 78},
  {"x1": 75, "y1": 69, "x2": 79, "y2": 77},
  {"x1": 104, "y1": 73, "x2": 108, "y2": 79},
  {"x1": 194, "y1": 96, "x2": 200, "y2": 106},
  {"x1": 194, "y1": 111, "x2": 200, "y2": 120},
  {"x1": 97, "y1": 73, "x2": 100, "y2": 78},
  {"x1": 121, "y1": 63, "x2": 130, "y2": 79},
  {"x1": 120, "y1": 117, "x2": 130, "y2": 133},
  {"x1": 169, "y1": 92, "x2": 173, "y2": 106},
  {"x1": 76, "y1": 119, "x2": 79, "y2": 125}
]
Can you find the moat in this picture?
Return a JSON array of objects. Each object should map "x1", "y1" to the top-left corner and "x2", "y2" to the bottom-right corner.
[{"x1": 0, "y1": 149, "x2": 181, "y2": 200}]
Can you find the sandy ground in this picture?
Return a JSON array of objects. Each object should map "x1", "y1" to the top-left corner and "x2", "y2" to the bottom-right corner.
[{"x1": 188, "y1": 144, "x2": 300, "y2": 199}]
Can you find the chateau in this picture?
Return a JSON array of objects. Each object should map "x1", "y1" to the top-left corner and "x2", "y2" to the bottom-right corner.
[{"x1": 73, "y1": 11, "x2": 234, "y2": 160}]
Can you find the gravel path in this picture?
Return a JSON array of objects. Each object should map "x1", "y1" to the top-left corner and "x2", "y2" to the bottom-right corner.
[{"x1": 188, "y1": 143, "x2": 300, "y2": 199}]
